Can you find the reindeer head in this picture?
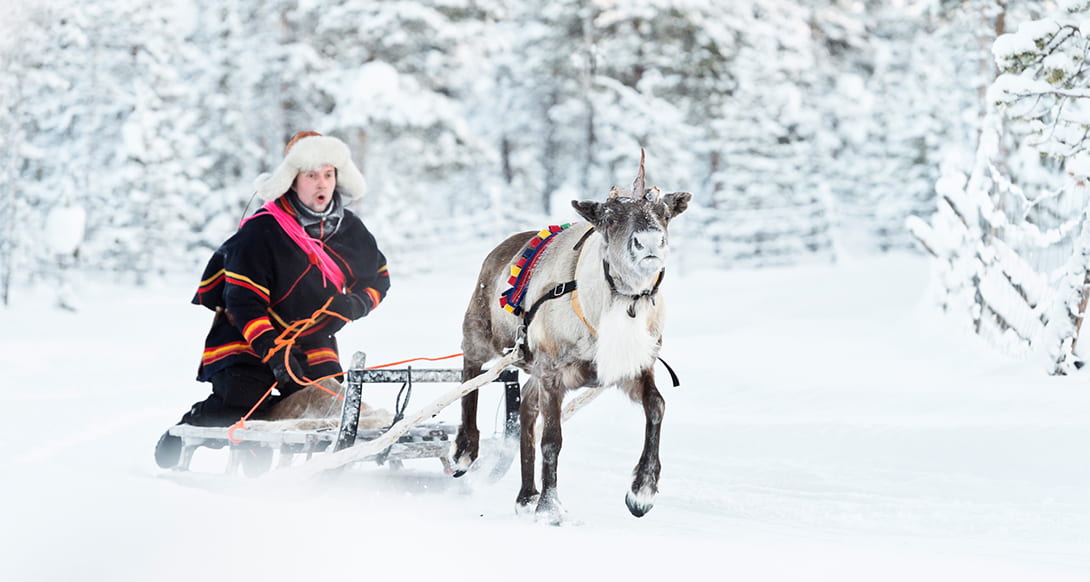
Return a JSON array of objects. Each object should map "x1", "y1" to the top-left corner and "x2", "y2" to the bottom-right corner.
[{"x1": 572, "y1": 150, "x2": 692, "y2": 284}]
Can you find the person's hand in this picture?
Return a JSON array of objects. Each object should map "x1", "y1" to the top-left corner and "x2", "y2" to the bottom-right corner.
[
  {"x1": 269, "y1": 347, "x2": 308, "y2": 390},
  {"x1": 328, "y1": 293, "x2": 370, "y2": 321}
]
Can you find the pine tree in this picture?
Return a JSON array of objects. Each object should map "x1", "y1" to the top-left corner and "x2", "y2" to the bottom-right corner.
[
  {"x1": 703, "y1": 1, "x2": 835, "y2": 267},
  {"x1": 9, "y1": 2, "x2": 137, "y2": 304},
  {"x1": 118, "y1": 2, "x2": 208, "y2": 282},
  {"x1": 284, "y1": 0, "x2": 499, "y2": 254},
  {"x1": 0, "y1": 4, "x2": 36, "y2": 305},
  {"x1": 820, "y1": 2, "x2": 943, "y2": 253},
  {"x1": 482, "y1": 0, "x2": 597, "y2": 220},
  {"x1": 186, "y1": 0, "x2": 280, "y2": 237},
  {"x1": 910, "y1": 0, "x2": 1090, "y2": 372}
]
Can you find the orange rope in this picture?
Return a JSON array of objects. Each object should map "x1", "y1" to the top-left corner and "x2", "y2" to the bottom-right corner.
[
  {"x1": 225, "y1": 298, "x2": 464, "y2": 443},
  {"x1": 227, "y1": 384, "x2": 275, "y2": 443},
  {"x1": 228, "y1": 297, "x2": 344, "y2": 442},
  {"x1": 365, "y1": 353, "x2": 463, "y2": 369}
]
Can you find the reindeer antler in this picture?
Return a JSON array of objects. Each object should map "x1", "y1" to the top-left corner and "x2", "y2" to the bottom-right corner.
[
  {"x1": 606, "y1": 149, "x2": 649, "y2": 200},
  {"x1": 632, "y1": 148, "x2": 646, "y2": 198}
]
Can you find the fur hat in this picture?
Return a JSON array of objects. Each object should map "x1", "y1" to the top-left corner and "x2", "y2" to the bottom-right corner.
[{"x1": 254, "y1": 131, "x2": 367, "y2": 201}]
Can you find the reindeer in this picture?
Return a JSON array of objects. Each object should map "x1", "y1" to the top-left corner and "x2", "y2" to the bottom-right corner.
[{"x1": 453, "y1": 152, "x2": 691, "y2": 523}]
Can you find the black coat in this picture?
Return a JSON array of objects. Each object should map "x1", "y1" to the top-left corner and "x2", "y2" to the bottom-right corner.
[{"x1": 192, "y1": 195, "x2": 389, "y2": 382}]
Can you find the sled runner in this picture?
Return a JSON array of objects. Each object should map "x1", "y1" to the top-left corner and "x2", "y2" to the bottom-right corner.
[{"x1": 166, "y1": 351, "x2": 521, "y2": 478}]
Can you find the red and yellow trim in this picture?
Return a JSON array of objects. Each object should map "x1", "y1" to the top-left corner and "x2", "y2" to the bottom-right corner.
[
  {"x1": 225, "y1": 271, "x2": 270, "y2": 302},
  {"x1": 304, "y1": 347, "x2": 340, "y2": 367},
  {"x1": 241, "y1": 317, "x2": 275, "y2": 345},
  {"x1": 201, "y1": 341, "x2": 257, "y2": 366},
  {"x1": 196, "y1": 269, "x2": 226, "y2": 295},
  {"x1": 364, "y1": 287, "x2": 382, "y2": 310}
]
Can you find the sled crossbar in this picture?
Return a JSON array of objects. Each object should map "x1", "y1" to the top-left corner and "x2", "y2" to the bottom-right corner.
[{"x1": 334, "y1": 352, "x2": 520, "y2": 454}]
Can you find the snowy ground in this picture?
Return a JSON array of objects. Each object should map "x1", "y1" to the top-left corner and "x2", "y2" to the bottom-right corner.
[{"x1": 2, "y1": 247, "x2": 1089, "y2": 581}]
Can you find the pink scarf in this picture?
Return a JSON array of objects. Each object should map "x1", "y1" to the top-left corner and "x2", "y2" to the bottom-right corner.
[{"x1": 241, "y1": 199, "x2": 346, "y2": 291}]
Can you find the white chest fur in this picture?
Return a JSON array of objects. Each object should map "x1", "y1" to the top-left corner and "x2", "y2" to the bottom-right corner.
[{"x1": 594, "y1": 300, "x2": 660, "y2": 385}]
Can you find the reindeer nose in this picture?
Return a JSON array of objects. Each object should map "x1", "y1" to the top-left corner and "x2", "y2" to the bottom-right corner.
[{"x1": 632, "y1": 230, "x2": 666, "y2": 256}]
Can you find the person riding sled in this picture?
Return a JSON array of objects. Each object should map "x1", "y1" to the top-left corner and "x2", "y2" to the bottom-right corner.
[{"x1": 155, "y1": 131, "x2": 390, "y2": 469}]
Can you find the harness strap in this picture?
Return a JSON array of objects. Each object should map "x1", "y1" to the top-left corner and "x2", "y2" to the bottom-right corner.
[
  {"x1": 604, "y1": 261, "x2": 665, "y2": 317},
  {"x1": 522, "y1": 281, "x2": 578, "y2": 330},
  {"x1": 570, "y1": 290, "x2": 597, "y2": 336},
  {"x1": 658, "y1": 356, "x2": 681, "y2": 388},
  {"x1": 569, "y1": 229, "x2": 598, "y2": 337},
  {"x1": 572, "y1": 227, "x2": 596, "y2": 252},
  {"x1": 603, "y1": 261, "x2": 664, "y2": 299}
]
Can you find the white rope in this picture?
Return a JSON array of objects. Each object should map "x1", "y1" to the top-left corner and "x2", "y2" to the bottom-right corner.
[
  {"x1": 561, "y1": 385, "x2": 606, "y2": 422},
  {"x1": 529, "y1": 384, "x2": 608, "y2": 447}
]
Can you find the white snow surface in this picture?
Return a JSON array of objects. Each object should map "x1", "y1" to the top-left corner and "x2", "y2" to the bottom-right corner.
[{"x1": 2, "y1": 248, "x2": 1089, "y2": 581}]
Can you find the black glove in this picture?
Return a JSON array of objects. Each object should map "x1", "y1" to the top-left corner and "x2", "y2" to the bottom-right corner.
[
  {"x1": 269, "y1": 346, "x2": 309, "y2": 390},
  {"x1": 328, "y1": 293, "x2": 370, "y2": 321}
]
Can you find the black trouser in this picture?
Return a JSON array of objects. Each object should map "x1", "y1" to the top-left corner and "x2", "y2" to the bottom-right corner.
[{"x1": 181, "y1": 364, "x2": 300, "y2": 426}]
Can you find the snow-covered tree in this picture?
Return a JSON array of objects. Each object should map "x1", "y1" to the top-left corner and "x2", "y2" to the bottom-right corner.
[
  {"x1": 911, "y1": 0, "x2": 1090, "y2": 373},
  {"x1": 819, "y1": 2, "x2": 940, "y2": 253},
  {"x1": 701, "y1": 1, "x2": 836, "y2": 267},
  {"x1": 14, "y1": 0, "x2": 1090, "y2": 352},
  {"x1": 480, "y1": 0, "x2": 598, "y2": 220},
  {"x1": 286, "y1": 0, "x2": 500, "y2": 256},
  {"x1": 0, "y1": 4, "x2": 37, "y2": 305},
  {"x1": 7, "y1": 1, "x2": 140, "y2": 305},
  {"x1": 183, "y1": 0, "x2": 287, "y2": 246},
  {"x1": 117, "y1": 3, "x2": 209, "y2": 282},
  {"x1": 994, "y1": 2, "x2": 1090, "y2": 372}
]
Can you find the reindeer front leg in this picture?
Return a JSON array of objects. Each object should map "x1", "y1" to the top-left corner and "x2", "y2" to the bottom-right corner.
[
  {"x1": 534, "y1": 378, "x2": 566, "y2": 524},
  {"x1": 626, "y1": 368, "x2": 663, "y2": 517}
]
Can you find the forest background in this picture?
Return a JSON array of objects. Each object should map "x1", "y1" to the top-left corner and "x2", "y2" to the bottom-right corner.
[{"x1": 3, "y1": 0, "x2": 1090, "y2": 371}]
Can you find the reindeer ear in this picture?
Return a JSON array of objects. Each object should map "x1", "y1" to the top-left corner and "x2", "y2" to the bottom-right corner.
[
  {"x1": 662, "y1": 192, "x2": 692, "y2": 219},
  {"x1": 572, "y1": 200, "x2": 604, "y2": 224}
]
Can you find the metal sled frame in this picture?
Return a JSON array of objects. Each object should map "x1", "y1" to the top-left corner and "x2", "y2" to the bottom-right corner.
[{"x1": 167, "y1": 353, "x2": 521, "y2": 477}]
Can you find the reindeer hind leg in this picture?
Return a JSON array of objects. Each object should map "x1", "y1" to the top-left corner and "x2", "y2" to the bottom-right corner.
[
  {"x1": 452, "y1": 358, "x2": 485, "y2": 477},
  {"x1": 534, "y1": 378, "x2": 566, "y2": 524},
  {"x1": 515, "y1": 377, "x2": 540, "y2": 513}
]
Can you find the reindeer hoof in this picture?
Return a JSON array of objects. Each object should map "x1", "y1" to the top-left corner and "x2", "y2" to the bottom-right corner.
[
  {"x1": 625, "y1": 487, "x2": 656, "y2": 517},
  {"x1": 535, "y1": 506, "x2": 565, "y2": 526},
  {"x1": 450, "y1": 456, "x2": 473, "y2": 478},
  {"x1": 515, "y1": 487, "x2": 539, "y2": 515},
  {"x1": 533, "y1": 491, "x2": 569, "y2": 525},
  {"x1": 514, "y1": 494, "x2": 539, "y2": 516},
  {"x1": 449, "y1": 440, "x2": 477, "y2": 478}
]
